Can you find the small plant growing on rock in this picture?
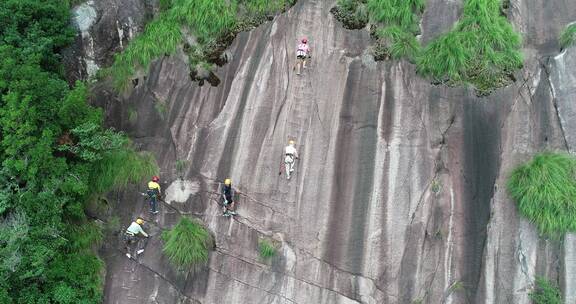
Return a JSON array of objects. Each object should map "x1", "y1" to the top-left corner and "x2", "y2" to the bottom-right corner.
[
  {"x1": 258, "y1": 239, "x2": 277, "y2": 259},
  {"x1": 175, "y1": 159, "x2": 188, "y2": 178},
  {"x1": 529, "y1": 277, "x2": 562, "y2": 304},
  {"x1": 128, "y1": 108, "x2": 138, "y2": 124},
  {"x1": 154, "y1": 101, "x2": 167, "y2": 119},
  {"x1": 162, "y1": 217, "x2": 213, "y2": 271},
  {"x1": 560, "y1": 23, "x2": 576, "y2": 50},
  {"x1": 431, "y1": 179, "x2": 441, "y2": 194},
  {"x1": 507, "y1": 152, "x2": 576, "y2": 237}
]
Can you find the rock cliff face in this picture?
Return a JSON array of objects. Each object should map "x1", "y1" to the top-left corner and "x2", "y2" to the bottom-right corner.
[{"x1": 72, "y1": 0, "x2": 576, "y2": 303}]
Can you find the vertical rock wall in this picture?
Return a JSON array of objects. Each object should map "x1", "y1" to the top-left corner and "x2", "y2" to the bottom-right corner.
[{"x1": 71, "y1": 0, "x2": 576, "y2": 303}]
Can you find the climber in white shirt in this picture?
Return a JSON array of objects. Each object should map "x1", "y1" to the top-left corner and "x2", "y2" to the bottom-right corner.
[{"x1": 284, "y1": 140, "x2": 299, "y2": 180}]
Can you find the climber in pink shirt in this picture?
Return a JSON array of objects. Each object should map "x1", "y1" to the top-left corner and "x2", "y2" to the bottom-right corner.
[{"x1": 294, "y1": 38, "x2": 311, "y2": 75}]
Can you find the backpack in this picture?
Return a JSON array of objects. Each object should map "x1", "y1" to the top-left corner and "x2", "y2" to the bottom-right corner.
[
  {"x1": 297, "y1": 43, "x2": 309, "y2": 57},
  {"x1": 146, "y1": 188, "x2": 159, "y2": 199}
]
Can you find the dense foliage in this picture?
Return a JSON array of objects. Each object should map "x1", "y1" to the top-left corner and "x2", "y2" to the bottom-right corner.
[
  {"x1": 529, "y1": 277, "x2": 562, "y2": 304},
  {"x1": 111, "y1": 0, "x2": 296, "y2": 90},
  {"x1": 0, "y1": 1, "x2": 156, "y2": 302},
  {"x1": 162, "y1": 217, "x2": 213, "y2": 271},
  {"x1": 560, "y1": 23, "x2": 576, "y2": 50},
  {"x1": 507, "y1": 153, "x2": 576, "y2": 237}
]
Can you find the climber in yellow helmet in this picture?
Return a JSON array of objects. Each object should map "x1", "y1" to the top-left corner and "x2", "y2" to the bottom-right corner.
[
  {"x1": 146, "y1": 176, "x2": 161, "y2": 214},
  {"x1": 124, "y1": 218, "x2": 149, "y2": 259},
  {"x1": 221, "y1": 178, "x2": 237, "y2": 216}
]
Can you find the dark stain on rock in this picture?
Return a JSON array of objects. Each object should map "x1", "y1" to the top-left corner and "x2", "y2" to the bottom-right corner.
[
  {"x1": 216, "y1": 25, "x2": 273, "y2": 180},
  {"x1": 459, "y1": 99, "x2": 501, "y2": 300},
  {"x1": 323, "y1": 59, "x2": 379, "y2": 277}
]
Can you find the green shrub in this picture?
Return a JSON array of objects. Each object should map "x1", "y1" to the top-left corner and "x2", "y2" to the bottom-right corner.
[
  {"x1": 104, "y1": 216, "x2": 121, "y2": 235},
  {"x1": 507, "y1": 153, "x2": 576, "y2": 236},
  {"x1": 258, "y1": 239, "x2": 277, "y2": 259},
  {"x1": 417, "y1": 0, "x2": 523, "y2": 95},
  {"x1": 175, "y1": 159, "x2": 188, "y2": 175},
  {"x1": 128, "y1": 108, "x2": 138, "y2": 124},
  {"x1": 162, "y1": 217, "x2": 213, "y2": 270},
  {"x1": 154, "y1": 102, "x2": 168, "y2": 120},
  {"x1": 111, "y1": 16, "x2": 182, "y2": 90},
  {"x1": 367, "y1": 0, "x2": 424, "y2": 34},
  {"x1": 66, "y1": 222, "x2": 104, "y2": 252},
  {"x1": 560, "y1": 23, "x2": 576, "y2": 50},
  {"x1": 529, "y1": 277, "x2": 562, "y2": 304}
]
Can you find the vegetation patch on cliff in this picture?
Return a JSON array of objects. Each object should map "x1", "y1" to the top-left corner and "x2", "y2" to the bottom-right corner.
[
  {"x1": 332, "y1": 0, "x2": 523, "y2": 96},
  {"x1": 507, "y1": 153, "x2": 576, "y2": 237},
  {"x1": 0, "y1": 1, "x2": 158, "y2": 302},
  {"x1": 162, "y1": 217, "x2": 213, "y2": 271},
  {"x1": 560, "y1": 23, "x2": 576, "y2": 50},
  {"x1": 331, "y1": 0, "x2": 424, "y2": 61},
  {"x1": 111, "y1": 0, "x2": 296, "y2": 90},
  {"x1": 530, "y1": 277, "x2": 562, "y2": 304},
  {"x1": 417, "y1": 0, "x2": 523, "y2": 95}
]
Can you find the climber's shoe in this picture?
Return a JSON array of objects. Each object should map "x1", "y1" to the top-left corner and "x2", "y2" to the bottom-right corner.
[
  {"x1": 126, "y1": 253, "x2": 131, "y2": 259},
  {"x1": 136, "y1": 249, "x2": 144, "y2": 255}
]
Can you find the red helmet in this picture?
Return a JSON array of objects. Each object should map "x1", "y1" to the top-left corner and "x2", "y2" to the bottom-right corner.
[
  {"x1": 301, "y1": 38, "x2": 307, "y2": 44},
  {"x1": 152, "y1": 176, "x2": 160, "y2": 182}
]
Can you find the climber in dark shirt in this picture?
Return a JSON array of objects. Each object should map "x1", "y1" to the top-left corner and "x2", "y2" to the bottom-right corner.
[{"x1": 221, "y1": 178, "x2": 237, "y2": 216}]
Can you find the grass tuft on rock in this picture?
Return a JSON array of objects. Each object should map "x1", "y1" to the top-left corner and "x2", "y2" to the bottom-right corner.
[
  {"x1": 258, "y1": 239, "x2": 277, "y2": 259},
  {"x1": 507, "y1": 152, "x2": 576, "y2": 237},
  {"x1": 529, "y1": 277, "x2": 562, "y2": 304},
  {"x1": 162, "y1": 217, "x2": 213, "y2": 270},
  {"x1": 560, "y1": 23, "x2": 576, "y2": 50}
]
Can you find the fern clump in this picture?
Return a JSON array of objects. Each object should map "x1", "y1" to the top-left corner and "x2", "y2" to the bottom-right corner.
[
  {"x1": 162, "y1": 217, "x2": 213, "y2": 270},
  {"x1": 507, "y1": 153, "x2": 576, "y2": 237},
  {"x1": 560, "y1": 23, "x2": 576, "y2": 50}
]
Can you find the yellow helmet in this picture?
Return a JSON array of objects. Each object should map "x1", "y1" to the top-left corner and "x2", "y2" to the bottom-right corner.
[
  {"x1": 224, "y1": 178, "x2": 231, "y2": 185},
  {"x1": 136, "y1": 218, "x2": 144, "y2": 225},
  {"x1": 288, "y1": 140, "x2": 295, "y2": 145}
]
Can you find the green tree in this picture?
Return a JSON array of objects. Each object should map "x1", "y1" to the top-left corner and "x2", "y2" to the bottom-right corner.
[{"x1": 0, "y1": 1, "x2": 157, "y2": 302}]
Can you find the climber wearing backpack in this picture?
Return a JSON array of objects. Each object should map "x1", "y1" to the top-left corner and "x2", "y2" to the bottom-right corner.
[
  {"x1": 146, "y1": 176, "x2": 161, "y2": 214},
  {"x1": 124, "y1": 218, "x2": 149, "y2": 259},
  {"x1": 284, "y1": 140, "x2": 299, "y2": 180},
  {"x1": 294, "y1": 38, "x2": 311, "y2": 75},
  {"x1": 221, "y1": 178, "x2": 237, "y2": 216}
]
